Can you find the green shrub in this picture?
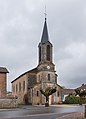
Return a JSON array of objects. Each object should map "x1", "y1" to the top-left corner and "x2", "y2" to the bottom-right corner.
[
  {"x1": 64, "y1": 95, "x2": 80, "y2": 104},
  {"x1": 64, "y1": 95, "x2": 86, "y2": 104}
]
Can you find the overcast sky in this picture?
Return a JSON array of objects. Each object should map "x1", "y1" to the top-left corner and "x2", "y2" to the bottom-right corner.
[{"x1": 0, "y1": 0, "x2": 86, "y2": 91}]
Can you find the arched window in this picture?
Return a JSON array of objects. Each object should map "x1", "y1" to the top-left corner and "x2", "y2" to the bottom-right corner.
[
  {"x1": 57, "y1": 92, "x2": 59, "y2": 97},
  {"x1": 37, "y1": 91, "x2": 39, "y2": 96},
  {"x1": 47, "y1": 45, "x2": 50, "y2": 61},
  {"x1": 16, "y1": 84, "x2": 18, "y2": 93},
  {"x1": 48, "y1": 74, "x2": 50, "y2": 81},
  {"x1": 19, "y1": 82, "x2": 21, "y2": 92},
  {"x1": 23, "y1": 81, "x2": 25, "y2": 91},
  {"x1": 39, "y1": 46, "x2": 41, "y2": 62}
]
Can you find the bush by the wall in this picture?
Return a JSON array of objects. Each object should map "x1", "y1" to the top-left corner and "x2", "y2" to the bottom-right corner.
[
  {"x1": 64, "y1": 95, "x2": 80, "y2": 104},
  {"x1": 64, "y1": 95, "x2": 86, "y2": 104}
]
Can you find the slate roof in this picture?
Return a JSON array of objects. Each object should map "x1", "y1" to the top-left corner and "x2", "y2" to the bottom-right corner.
[
  {"x1": 11, "y1": 67, "x2": 37, "y2": 83},
  {"x1": 57, "y1": 84, "x2": 63, "y2": 89},
  {"x1": 61, "y1": 89, "x2": 75, "y2": 95},
  {"x1": 41, "y1": 19, "x2": 49, "y2": 44},
  {"x1": 0, "y1": 67, "x2": 9, "y2": 73}
]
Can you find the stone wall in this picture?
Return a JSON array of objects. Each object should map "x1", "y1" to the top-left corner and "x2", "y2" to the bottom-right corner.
[{"x1": 0, "y1": 97, "x2": 18, "y2": 108}]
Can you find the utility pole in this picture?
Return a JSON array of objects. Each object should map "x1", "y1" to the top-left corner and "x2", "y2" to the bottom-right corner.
[{"x1": 84, "y1": 105, "x2": 86, "y2": 118}]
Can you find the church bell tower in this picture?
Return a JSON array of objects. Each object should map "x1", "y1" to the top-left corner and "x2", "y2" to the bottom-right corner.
[
  {"x1": 37, "y1": 16, "x2": 57, "y2": 86},
  {"x1": 38, "y1": 16, "x2": 55, "y2": 72},
  {"x1": 38, "y1": 17, "x2": 53, "y2": 65},
  {"x1": 37, "y1": 16, "x2": 57, "y2": 104}
]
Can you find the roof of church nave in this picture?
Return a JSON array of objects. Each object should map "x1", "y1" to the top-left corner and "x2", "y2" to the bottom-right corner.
[{"x1": 11, "y1": 67, "x2": 37, "y2": 83}]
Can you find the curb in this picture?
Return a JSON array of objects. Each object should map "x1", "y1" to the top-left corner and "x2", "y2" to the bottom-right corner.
[
  {"x1": 56, "y1": 112, "x2": 84, "y2": 119},
  {"x1": 0, "y1": 108, "x2": 18, "y2": 112}
]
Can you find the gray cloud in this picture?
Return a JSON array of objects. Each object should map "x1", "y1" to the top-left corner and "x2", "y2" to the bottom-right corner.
[{"x1": 0, "y1": 0, "x2": 86, "y2": 91}]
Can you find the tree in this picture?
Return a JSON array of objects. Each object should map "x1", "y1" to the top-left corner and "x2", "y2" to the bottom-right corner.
[
  {"x1": 40, "y1": 87, "x2": 56, "y2": 107},
  {"x1": 75, "y1": 88, "x2": 86, "y2": 105}
]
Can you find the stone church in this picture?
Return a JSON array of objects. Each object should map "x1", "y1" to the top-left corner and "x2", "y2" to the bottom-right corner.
[{"x1": 11, "y1": 17, "x2": 62, "y2": 105}]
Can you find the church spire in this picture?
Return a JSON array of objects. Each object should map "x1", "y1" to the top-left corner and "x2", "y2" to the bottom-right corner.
[
  {"x1": 38, "y1": 11, "x2": 53, "y2": 64},
  {"x1": 41, "y1": 8, "x2": 49, "y2": 44}
]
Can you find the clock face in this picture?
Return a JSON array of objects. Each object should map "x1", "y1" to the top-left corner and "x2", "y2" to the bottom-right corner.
[{"x1": 47, "y1": 66, "x2": 50, "y2": 69}]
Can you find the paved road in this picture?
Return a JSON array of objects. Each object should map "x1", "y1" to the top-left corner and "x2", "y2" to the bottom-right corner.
[{"x1": 0, "y1": 105, "x2": 84, "y2": 119}]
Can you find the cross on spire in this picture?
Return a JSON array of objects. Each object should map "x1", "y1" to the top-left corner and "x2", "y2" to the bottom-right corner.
[
  {"x1": 41, "y1": 6, "x2": 49, "y2": 44},
  {"x1": 44, "y1": 5, "x2": 47, "y2": 20}
]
